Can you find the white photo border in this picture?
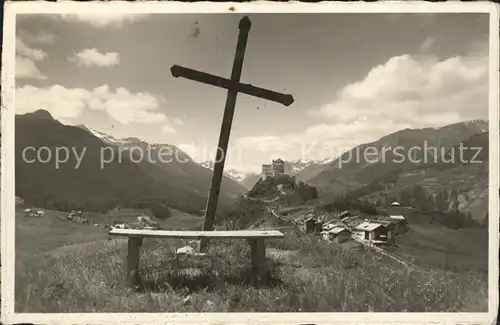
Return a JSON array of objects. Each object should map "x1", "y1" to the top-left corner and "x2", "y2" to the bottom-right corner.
[{"x1": 2, "y1": 1, "x2": 499, "y2": 324}]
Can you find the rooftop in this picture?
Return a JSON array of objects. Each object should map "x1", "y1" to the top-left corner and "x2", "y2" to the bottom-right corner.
[
  {"x1": 327, "y1": 226, "x2": 350, "y2": 234},
  {"x1": 355, "y1": 222, "x2": 385, "y2": 232}
]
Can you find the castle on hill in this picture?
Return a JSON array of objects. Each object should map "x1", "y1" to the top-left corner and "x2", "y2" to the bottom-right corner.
[{"x1": 261, "y1": 158, "x2": 293, "y2": 180}]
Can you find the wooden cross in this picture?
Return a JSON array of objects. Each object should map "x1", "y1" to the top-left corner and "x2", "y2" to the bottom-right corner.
[{"x1": 171, "y1": 16, "x2": 294, "y2": 252}]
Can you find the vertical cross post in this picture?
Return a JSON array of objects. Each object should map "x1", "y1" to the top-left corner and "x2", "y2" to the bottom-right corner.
[
  {"x1": 170, "y1": 16, "x2": 294, "y2": 253},
  {"x1": 199, "y1": 17, "x2": 252, "y2": 252}
]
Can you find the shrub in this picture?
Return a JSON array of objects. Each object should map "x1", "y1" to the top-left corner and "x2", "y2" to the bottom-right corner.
[{"x1": 149, "y1": 202, "x2": 172, "y2": 220}]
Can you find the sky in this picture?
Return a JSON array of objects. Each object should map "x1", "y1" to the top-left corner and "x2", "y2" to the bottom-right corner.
[{"x1": 15, "y1": 12, "x2": 490, "y2": 173}]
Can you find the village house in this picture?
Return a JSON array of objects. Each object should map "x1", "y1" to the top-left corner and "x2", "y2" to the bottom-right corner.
[
  {"x1": 304, "y1": 217, "x2": 316, "y2": 234},
  {"x1": 354, "y1": 221, "x2": 394, "y2": 245},
  {"x1": 24, "y1": 208, "x2": 45, "y2": 217},
  {"x1": 387, "y1": 201, "x2": 407, "y2": 216},
  {"x1": 389, "y1": 215, "x2": 409, "y2": 234},
  {"x1": 314, "y1": 220, "x2": 324, "y2": 234},
  {"x1": 321, "y1": 226, "x2": 351, "y2": 243},
  {"x1": 339, "y1": 210, "x2": 353, "y2": 219},
  {"x1": 304, "y1": 217, "x2": 323, "y2": 234},
  {"x1": 377, "y1": 219, "x2": 397, "y2": 235}
]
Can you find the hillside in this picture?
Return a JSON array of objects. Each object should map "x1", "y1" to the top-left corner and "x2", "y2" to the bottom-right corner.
[
  {"x1": 79, "y1": 126, "x2": 246, "y2": 200},
  {"x1": 338, "y1": 132, "x2": 489, "y2": 222},
  {"x1": 308, "y1": 120, "x2": 488, "y2": 196},
  {"x1": 247, "y1": 174, "x2": 318, "y2": 205},
  {"x1": 15, "y1": 110, "x2": 244, "y2": 214}
]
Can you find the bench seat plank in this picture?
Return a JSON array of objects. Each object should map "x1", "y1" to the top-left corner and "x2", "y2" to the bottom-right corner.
[{"x1": 109, "y1": 229, "x2": 285, "y2": 239}]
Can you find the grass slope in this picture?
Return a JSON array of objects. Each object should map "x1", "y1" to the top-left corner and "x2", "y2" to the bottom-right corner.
[
  {"x1": 15, "y1": 232, "x2": 487, "y2": 312},
  {"x1": 14, "y1": 198, "x2": 488, "y2": 313}
]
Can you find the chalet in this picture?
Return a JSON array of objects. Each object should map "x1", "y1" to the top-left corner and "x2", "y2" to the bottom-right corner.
[
  {"x1": 304, "y1": 217, "x2": 323, "y2": 235},
  {"x1": 322, "y1": 223, "x2": 336, "y2": 231},
  {"x1": 377, "y1": 220, "x2": 397, "y2": 243},
  {"x1": 321, "y1": 226, "x2": 351, "y2": 243},
  {"x1": 339, "y1": 210, "x2": 352, "y2": 219},
  {"x1": 314, "y1": 220, "x2": 324, "y2": 234},
  {"x1": 389, "y1": 215, "x2": 409, "y2": 233},
  {"x1": 304, "y1": 217, "x2": 316, "y2": 234},
  {"x1": 354, "y1": 222, "x2": 394, "y2": 245}
]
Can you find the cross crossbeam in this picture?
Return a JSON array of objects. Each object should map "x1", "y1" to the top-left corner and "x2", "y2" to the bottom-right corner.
[
  {"x1": 170, "y1": 16, "x2": 294, "y2": 252},
  {"x1": 171, "y1": 65, "x2": 294, "y2": 106}
]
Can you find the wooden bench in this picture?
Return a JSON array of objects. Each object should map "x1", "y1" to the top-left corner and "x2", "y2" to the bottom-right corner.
[{"x1": 108, "y1": 228, "x2": 285, "y2": 287}]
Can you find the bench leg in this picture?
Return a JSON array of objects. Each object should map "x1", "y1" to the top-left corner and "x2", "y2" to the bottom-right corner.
[
  {"x1": 248, "y1": 239, "x2": 267, "y2": 283},
  {"x1": 127, "y1": 237, "x2": 142, "y2": 288}
]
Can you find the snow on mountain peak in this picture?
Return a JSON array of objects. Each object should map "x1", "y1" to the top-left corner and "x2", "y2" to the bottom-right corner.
[
  {"x1": 200, "y1": 161, "x2": 256, "y2": 183},
  {"x1": 79, "y1": 125, "x2": 128, "y2": 145}
]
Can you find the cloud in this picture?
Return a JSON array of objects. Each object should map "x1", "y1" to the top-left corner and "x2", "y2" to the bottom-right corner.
[
  {"x1": 16, "y1": 85, "x2": 88, "y2": 119},
  {"x1": 56, "y1": 13, "x2": 147, "y2": 28},
  {"x1": 315, "y1": 50, "x2": 488, "y2": 127},
  {"x1": 15, "y1": 38, "x2": 49, "y2": 80},
  {"x1": 69, "y1": 49, "x2": 120, "y2": 67},
  {"x1": 16, "y1": 39, "x2": 47, "y2": 61},
  {"x1": 162, "y1": 124, "x2": 177, "y2": 134},
  {"x1": 17, "y1": 30, "x2": 57, "y2": 45},
  {"x1": 16, "y1": 85, "x2": 167, "y2": 124},
  {"x1": 16, "y1": 56, "x2": 48, "y2": 80}
]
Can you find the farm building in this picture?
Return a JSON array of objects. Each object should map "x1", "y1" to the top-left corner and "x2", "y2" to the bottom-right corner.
[
  {"x1": 304, "y1": 217, "x2": 316, "y2": 234},
  {"x1": 304, "y1": 217, "x2": 323, "y2": 234},
  {"x1": 314, "y1": 220, "x2": 324, "y2": 233},
  {"x1": 354, "y1": 222, "x2": 394, "y2": 245},
  {"x1": 339, "y1": 210, "x2": 353, "y2": 219},
  {"x1": 322, "y1": 223, "x2": 336, "y2": 231},
  {"x1": 321, "y1": 226, "x2": 351, "y2": 243},
  {"x1": 389, "y1": 215, "x2": 409, "y2": 233},
  {"x1": 24, "y1": 209, "x2": 44, "y2": 217}
]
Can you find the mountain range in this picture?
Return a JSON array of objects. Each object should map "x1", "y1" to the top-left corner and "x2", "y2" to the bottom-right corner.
[
  {"x1": 14, "y1": 110, "x2": 490, "y2": 222},
  {"x1": 305, "y1": 120, "x2": 488, "y2": 192},
  {"x1": 302, "y1": 120, "x2": 489, "y2": 221},
  {"x1": 15, "y1": 110, "x2": 246, "y2": 215},
  {"x1": 206, "y1": 119, "x2": 489, "y2": 221}
]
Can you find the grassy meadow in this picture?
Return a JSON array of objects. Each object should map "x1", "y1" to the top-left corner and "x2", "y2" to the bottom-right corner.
[{"x1": 15, "y1": 221, "x2": 488, "y2": 313}]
